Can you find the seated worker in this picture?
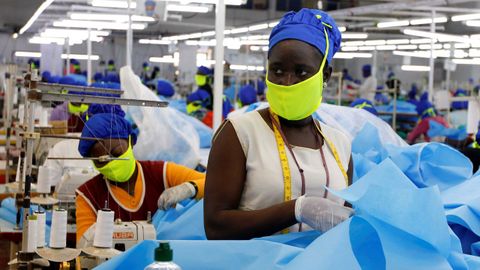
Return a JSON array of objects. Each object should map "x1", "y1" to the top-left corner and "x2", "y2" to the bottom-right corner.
[
  {"x1": 50, "y1": 76, "x2": 89, "y2": 133},
  {"x1": 237, "y1": 84, "x2": 258, "y2": 108},
  {"x1": 75, "y1": 107, "x2": 205, "y2": 242},
  {"x1": 350, "y1": 98, "x2": 378, "y2": 116},
  {"x1": 357, "y1": 64, "x2": 377, "y2": 101},
  {"x1": 406, "y1": 83, "x2": 420, "y2": 107},
  {"x1": 407, "y1": 100, "x2": 449, "y2": 144},
  {"x1": 141, "y1": 62, "x2": 151, "y2": 83},
  {"x1": 187, "y1": 66, "x2": 233, "y2": 127},
  {"x1": 204, "y1": 9, "x2": 353, "y2": 240}
]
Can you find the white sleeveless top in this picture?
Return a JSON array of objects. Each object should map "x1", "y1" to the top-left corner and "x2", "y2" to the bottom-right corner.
[{"x1": 229, "y1": 110, "x2": 351, "y2": 232}]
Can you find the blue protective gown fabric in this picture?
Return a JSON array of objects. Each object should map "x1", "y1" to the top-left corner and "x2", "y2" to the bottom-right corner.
[{"x1": 61, "y1": 120, "x2": 480, "y2": 268}]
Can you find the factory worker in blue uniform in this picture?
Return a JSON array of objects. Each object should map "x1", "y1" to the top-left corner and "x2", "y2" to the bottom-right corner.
[
  {"x1": 350, "y1": 98, "x2": 378, "y2": 116},
  {"x1": 205, "y1": 9, "x2": 354, "y2": 240}
]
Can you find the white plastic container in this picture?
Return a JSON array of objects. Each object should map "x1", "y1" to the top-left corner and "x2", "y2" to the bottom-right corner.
[{"x1": 144, "y1": 242, "x2": 181, "y2": 270}]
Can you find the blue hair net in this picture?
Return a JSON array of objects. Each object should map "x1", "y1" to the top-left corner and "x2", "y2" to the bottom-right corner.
[
  {"x1": 452, "y1": 89, "x2": 468, "y2": 110},
  {"x1": 78, "y1": 113, "x2": 136, "y2": 157},
  {"x1": 416, "y1": 101, "x2": 436, "y2": 119},
  {"x1": 256, "y1": 80, "x2": 266, "y2": 95},
  {"x1": 239, "y1": 84, "x2": 257, "y2": 106},
  {"x1": 420, "y1": 92, "x2": 429, "y2": 102},
  {"x1": 70, "y1": 59, "x2": 79, "y2": 65},
  {"x1": 187, "y1": 89, "x2": 210, "y2": 106},
  {"x1": 59, "y1": 76, "x2": 76, "y2": 85},
  {"x1": 108, "y1": 60, "x2": 115, "y2": 65},
  {"x1": 269, "y1": 9, "x2": 341, "y2": 64},
  {"x1": 350, "y1": 98, "x2": 378, "y2": 116},
  {"x1": 87, "y1": 104, "x2": 125, "y2": 118},
  {"x1": 143, "y1": 62, "x2": 149, "y2": 68},
  {"x1": 42, "y1": 71, "x2": 51, "y2": 81},
  {"x1": 362, "y1": 64, "x2": 372, "y2": 72},
  {"x1": 93, "y1": 72, "x2": 104, "y2": 82},
  {"x1": 197, "y1": 66, "x2": 212, "y2": 75},
  {"x1": 157, "y1": 80, "x2": 175, "y2": 97}
]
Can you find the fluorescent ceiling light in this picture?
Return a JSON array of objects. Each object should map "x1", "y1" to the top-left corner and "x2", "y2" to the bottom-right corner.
[
  {"x1": 241, "y1": 40, "x2": 268, "y2": 46},
  {"x1": 54, "y1": 20, "x2": 146, "y2": 30},
  {"x1": 248, "y1": 24, "x2": 269, "y2": 31},
  {"x1": 12, "y1": 33, "x2": 18, "y2": 39},
  {"x1": 376, "y1": 45, "x2": 396, "y2": 50},
  {"x1": 410, "y1": 38, "x2": 435, "y2": 44},
  {"x1": 343, "y1": 41, "x2": 364, "y2": 46},
  {"x1": 250, "y1": 46, "x2": 260, "y2": 51},
  {"x1": 139, "y1": 39, "x2": 174, "y2": 45},
  {"x1": 466, "y1": 20, "x2": 480, "y2": 27},
  {"x1": 358, "y1": 46, "x2": 375, "y2": 51},
  {"x1": 341, "y1": 46, "x2": 358, "y2": 52},
  {"x1": 150, "y1": 56, "x2": 176, "y2": 63},
  {"x1": 419, "y1": 44, "x2": 443, "y2": 50},
  {"x1": 397, "y1": 45, "x2": 417, "y2": 50},
  {"x1": 452, "y1": 58, "x2": 480, "y2": 65},
  {"x1": 19, "y1": 0, "x2": 54, "y2": 34},
  {"x1": 181, "y1": 0, "x2": 245, "y2": 5},
  {"x1": 201, "y1": 31, "x2": 216, "y2": 37},
  {"x1": 334, "y1": 52, "x2": 372, "y2": 59},
  {"x1": 403, "y1": 29, "x2": 471, "y2": 44},
  {"x1": 364, "y1": 40, "x2": 386, "y2": 46},
  {"x1": 469, "y1": 49, "x2": 480, "y2": 57},
  {"x1": 70, "y1": 13, "x2": 154, "y2": 22},
  {"x1": 452, "y1": 13, "x2": 480, "y2": 22},
  {"x1": 410, "y1": 17, "x2": 447, "y2": 25},
  {"x1": 377, "y1": 20, "x2": 409, "y2": 28},
  {"x1": 401, "y1": 65, "x2": 430, "y2": 71},
  {"x1": 14, "y1": 51, "x2": 42, "y2": 58},
  {"x1": 167, "y1": 5, "x2": 209, "y2": 13},
  {"x1": 268, "y1": 22, "x2": 279, "y2": 28},
  {"x1": 342, "y1": 33, "x2": 368, "y2": 39},
  {"x1": 386, "y1": 39, "x2": 410, "y2": 45},
  {"x1": 44, "y1": 28, "x2": 110, "y2": 37},
  {"x1": 338, "y1": 26, "x2": 346, "y2": 32},
  {"x1": 61, "y1": 54, "x2": 100, "y2": 60},
  {"x1": 231, "y1": 27, "x2": 249, "y2": 34},
  {"x1": 90, "y1": 0, "x2": 136, "y2": 9},
  {"x1": 29, "y1": 37, "x2": 67, "y2": 45},
  {"x1": 393, "y1": 50, "x2": 432, "y2": 59}
]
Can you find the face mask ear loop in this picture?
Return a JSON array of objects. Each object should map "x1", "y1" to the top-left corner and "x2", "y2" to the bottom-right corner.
[{"x1": 320, "y1": 27, "x2": 329, "y2": 81}]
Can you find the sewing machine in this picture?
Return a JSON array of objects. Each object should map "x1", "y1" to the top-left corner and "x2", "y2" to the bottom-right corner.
[{"x1": 112, "y1": 220, "x2": 157, "y2": 251}]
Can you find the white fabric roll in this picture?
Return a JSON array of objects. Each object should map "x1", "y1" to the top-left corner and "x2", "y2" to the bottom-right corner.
[
  {"x1": 93, "y1": 210, "x2": 114, "y2": 248},
  {"x1": 49, "y1": 209, "x2": 67, "y2": 248},
  {"x1": 36, "y1": 211, "x2": 46, "y2": 248}
]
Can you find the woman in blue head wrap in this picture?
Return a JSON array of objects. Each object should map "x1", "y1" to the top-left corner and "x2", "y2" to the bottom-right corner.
[
  {"x1": 75, "y1": 108, "x2": 206, "y2": 243},
  {"x1": 205, "y1": 9, "x2": 353, "y2": 240},
  {"x1": 407, "y1": 100, "x2": 449, "y2": 144}
]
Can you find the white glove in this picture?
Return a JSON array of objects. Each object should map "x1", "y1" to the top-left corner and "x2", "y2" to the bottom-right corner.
[
  {"x1": 295, "y1": 195, "x2": 354, "y2": 233},
  {"x1": 157, "y1": 182, "x2": 196, "y2": 210}
]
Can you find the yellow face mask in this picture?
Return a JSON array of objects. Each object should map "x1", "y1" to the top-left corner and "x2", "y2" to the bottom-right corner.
[
  {"x1": 68, "y1": 103, "x2": 89, "y2": 115},
  {"x1": 93, "y1": 141, "x2": 136, "y2": 183},
  {"x1": 266, "y1": 28, "x2": 329, "y2": 121},
  {"x1": 195, "y1": 75, "x2": 207, "y2": 87}
]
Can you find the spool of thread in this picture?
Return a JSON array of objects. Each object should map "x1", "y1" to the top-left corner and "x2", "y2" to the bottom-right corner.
[
  {"x1": 36, "y1": 166, "x2": 53, "y2": 193},
  {"x1": 93, "y1": 209, "x2": 115, "y2": 248},
  {"x1": 40, "y1": 109, "x2": 49, "y2": 126},
  {"x1": 49, "y1": 209, "x2": 67, "y2": 248},
  {"x1": 27, "y1": 215, "x2": 38, "y2": 253},
  {"x1": 36, "y1": 211, "x2": 46, "y2": 248}
]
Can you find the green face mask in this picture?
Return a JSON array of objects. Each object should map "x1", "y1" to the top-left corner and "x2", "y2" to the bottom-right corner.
[
  {"x1": 266, "y1": 29, "x2": 329, "y2": 121},
  {"x1": 195, "y1": 75, "x2": 207, "y2": 86},
  {"x1": 93, "y1": 142, "x2": 136, "y2": 183},
  {"x1": 68, "y1": 103, "x2": 89, "y2": 115}
]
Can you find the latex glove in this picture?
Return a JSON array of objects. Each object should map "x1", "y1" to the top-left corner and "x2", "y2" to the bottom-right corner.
[
  {"x1": 157, "y1": 182, "x2": 196, "y2": 210},
  {"x1": 295, "y1": 195, "x2": 354, "y2": 233}
]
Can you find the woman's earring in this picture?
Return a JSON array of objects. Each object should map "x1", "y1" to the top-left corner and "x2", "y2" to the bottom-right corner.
[{"x1": 323, "y1": 82, "x2": 328, "y2": 88}]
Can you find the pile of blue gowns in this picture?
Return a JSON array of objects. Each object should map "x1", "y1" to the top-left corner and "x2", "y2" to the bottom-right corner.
[{"x1": 97, "y1": 121, "x2": 480, "y2": 269}]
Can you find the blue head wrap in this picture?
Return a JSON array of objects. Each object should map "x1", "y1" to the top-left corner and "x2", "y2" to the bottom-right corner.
[
  {"x1": 93, "y1": 72, "x2": 104, "y2": 82},
  {"x1": 350, "y1": 98, "x2": 378, "y2": 116},
  {"x1": 157, "y1": 80, "x2": 175, "y2": 97},
  {"x1": 256, "y1": 80, "x2": 266, "y2": 95},
  {"x1": 48, "y1": 75, "x2": 61, "y2": 84},
  {"x1": 42, "y1": 71, "x2": 51, "y2": 81},
  {"x1": 108, "y1": 60, "x2": 115, "y2": 65},
  {"x1": 197, "y1": 66, "x2": 213, "y2": 76},
  {"x1": 105, "y1": 73, "x2": 120, "y2": 83},
  {"x1": 269, "y1": 9, "x2": 341, "y2": 65},
  {"x1": 452, "y1": 88, "x2": 468, "y2": 110},
  {"x1": 416, "y1": 100, "x2": 436, "y2": 119},
  {"x1": 420, "y1": 92, "x2": 429, "y2": 102},
  {"x1": 143, "y1": 62, "x2": 149, "y2": 68},
  {"x1": 78, "y1": 113, "x2": 136, "y2": 157},
  {"x1": 87, "y1": 104, "x2": 125, "y2": 118},
  {"x1": 239, "y1": 84, "x2": 257, "y2": 106},
  {"x1": 59, "y1": 76, "x2": 76, "y2": 85}
]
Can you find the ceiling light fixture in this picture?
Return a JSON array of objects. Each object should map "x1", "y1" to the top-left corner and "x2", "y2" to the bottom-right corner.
[
  {"x1": 70, "y1": 13, "x2": 154, "y2": 22},
  {"x1": 377, "y1": 20, "x2": 409, "y2": 28},
  {"x1": 19, "y1": 0, "x2": 54, "y2": 35},
  {"x1": 410, "y1": 17, "x2": 448, "y2": 25},
  {"x1": 90, "y1": 0, "x2": 136, "y2": 9},
  {"x1": 166, "y1": 5, "x2": 209, "y2": 13},
  {"x1": 401, "y1": 65, "x2": 430, "y2": 71},
  {"x1": 452, "y1": 13, "x2": 480, "y2": 22}
]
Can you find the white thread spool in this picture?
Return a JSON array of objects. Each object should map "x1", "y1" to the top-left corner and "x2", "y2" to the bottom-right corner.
[
  {"x1": 93, "y1": 209, "x2": 115, "y2": 248},
  {"x1": 37, "y1": 165, "x2": 54, "y2": 194},
  {"x1": 27, "y1": 215, "x2": 38, "y2": 253},
  {"x1": 36, "y1": 211, "x2": 46, "y2": 248},
  {"x1": 49, "y1": 209, "x2": 67, "y2": 248}
]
